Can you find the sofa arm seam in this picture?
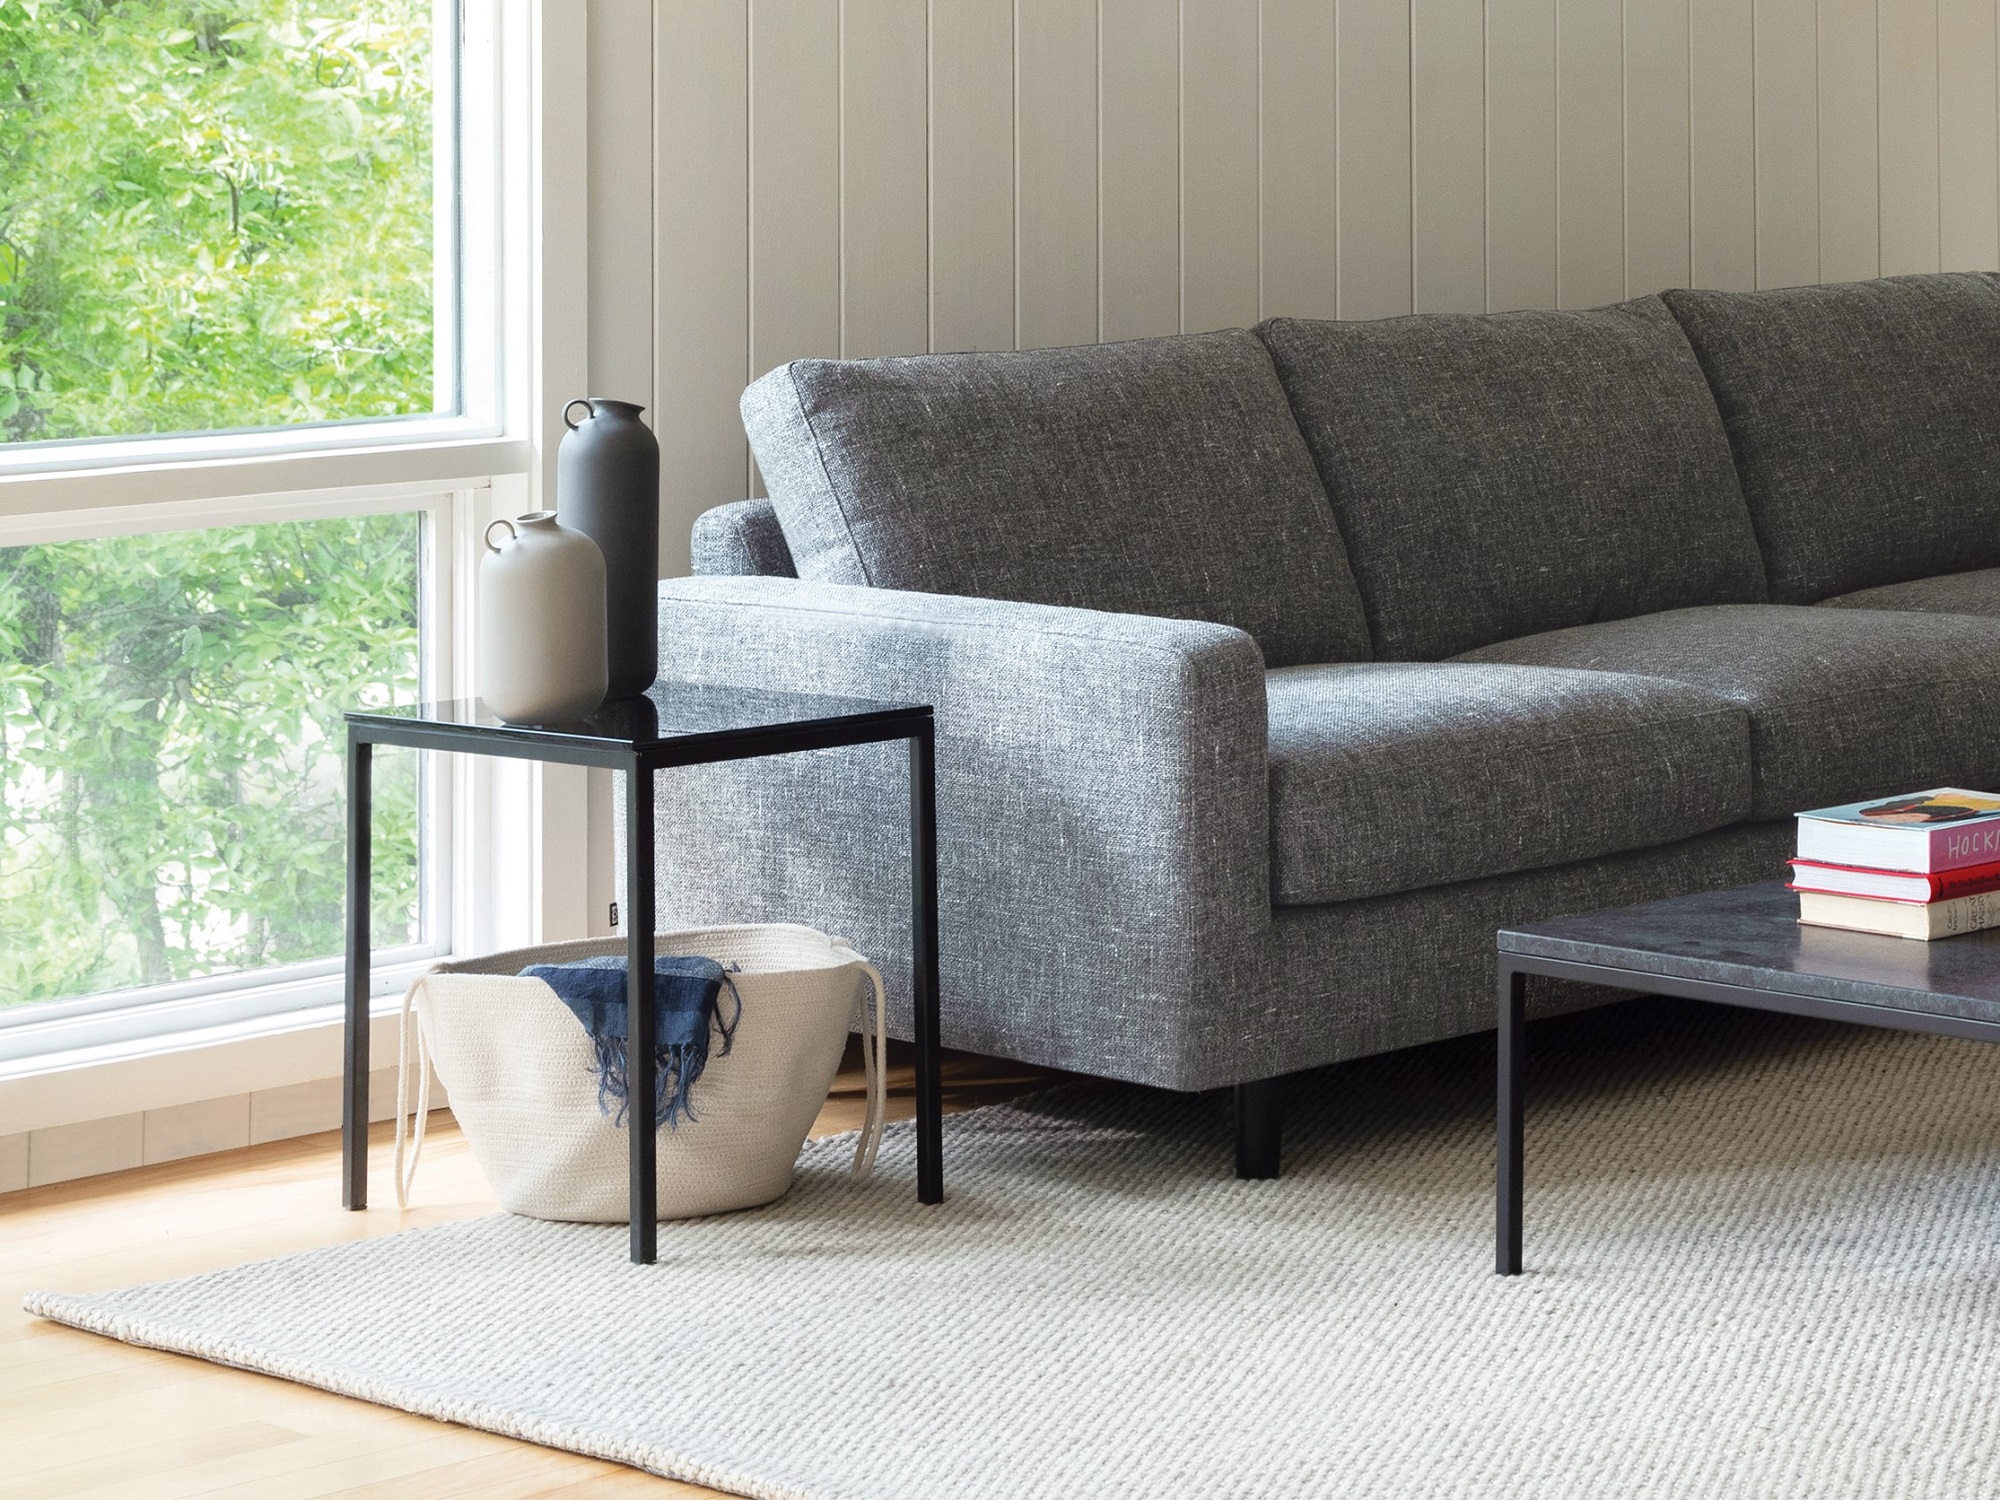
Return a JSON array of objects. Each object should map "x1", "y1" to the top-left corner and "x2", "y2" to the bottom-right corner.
[{"x1": 663, "y1": 583, "x2": 1265, "y2": 677}]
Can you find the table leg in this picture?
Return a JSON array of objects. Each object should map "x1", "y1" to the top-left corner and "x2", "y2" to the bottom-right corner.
[
  {"x1": 1496, "y1": 964, "x2": 1527, "y2": 1274},
  {"x1": 626, "y1": 759, "x2": 658, "y2": 1264},
  {"x1": 909, "y1": 725, "x2": 943, "y2": 1205},
  {"x1": 342, "y1": 731, "x2": 372, "y2": 1210}
]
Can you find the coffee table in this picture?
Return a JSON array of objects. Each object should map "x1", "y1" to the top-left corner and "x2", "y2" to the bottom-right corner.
[
  {"x1": 344, "y1": 682, "x2": 941, "y2": 1265},
  {"x1": 1495, "y1": 879, "x2": 2000, "y2": 1274}
]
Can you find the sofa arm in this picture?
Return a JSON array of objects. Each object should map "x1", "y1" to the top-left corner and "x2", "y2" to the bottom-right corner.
[{"x1": 651, "y1": 575, "x2": 1271, "y2": 1088}]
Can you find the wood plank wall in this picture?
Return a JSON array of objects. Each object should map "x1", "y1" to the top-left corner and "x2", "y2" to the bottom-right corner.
[{"x1": 651, "y1": 0, "x2": 2000, "y2": 552}]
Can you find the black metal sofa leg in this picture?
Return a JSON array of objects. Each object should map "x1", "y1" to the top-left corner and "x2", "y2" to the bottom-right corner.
[{"x1": 1234, "y1": 1076, "x2": 1285, "y2": 1180}]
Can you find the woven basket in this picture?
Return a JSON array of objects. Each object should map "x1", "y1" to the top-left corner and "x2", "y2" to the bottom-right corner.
[{"x1": 393, "y1": 924, "x2": 885, "y2": 1222}]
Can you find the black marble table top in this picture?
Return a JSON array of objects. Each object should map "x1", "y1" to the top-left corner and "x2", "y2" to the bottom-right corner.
[
  {"x1": 1500, "y1": 879, "x2": 2000, "y2": 1025},
  {"x1": 345, "y1": 680, "x2": 926, "y2": 753}
]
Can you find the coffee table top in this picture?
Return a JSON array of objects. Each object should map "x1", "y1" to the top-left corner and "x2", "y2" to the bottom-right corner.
[{"x1": 1500, "y1": 879, "x2": 2000, "y2": 1026}]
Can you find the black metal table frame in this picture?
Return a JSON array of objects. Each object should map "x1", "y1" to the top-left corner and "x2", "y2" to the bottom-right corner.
[
  {"x1": 1496, "y1": 952, "x2": 2000, "y2": 1275},
  {"x1": 344, "y1": 706, "x2": 943, "y2": 1265}
]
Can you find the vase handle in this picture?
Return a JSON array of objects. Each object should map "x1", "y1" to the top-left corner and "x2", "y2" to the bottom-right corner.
[
  {"x1": 562, "y1": 398, "x2": 594, "y2": 431},
  {"x1": 483, "y1": 518, "x2": 518, "y2": 554}
]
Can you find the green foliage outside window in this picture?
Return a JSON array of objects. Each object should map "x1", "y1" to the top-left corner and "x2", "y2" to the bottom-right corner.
[
  {"x1": 0, "y1": 1, "x2": 439, "y2": 1007},
  {"x1": 0, "y1": 516, "x2": 423, "y2": 1005},
  {"x1": 0, "y1": 0, "x2": 436, "y2": 440}
]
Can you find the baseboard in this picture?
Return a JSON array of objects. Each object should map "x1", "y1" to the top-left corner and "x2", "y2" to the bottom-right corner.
[
  {"x1": 0, "y1": 1002, "x2": 413, "y2": 1137},
  {"x1": 0, "y1": 1080, "x2": 451, "y2": 1193}
]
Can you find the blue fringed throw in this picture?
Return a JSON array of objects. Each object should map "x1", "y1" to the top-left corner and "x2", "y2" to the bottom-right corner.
[{"x1": 520, "y1": 956, "x2": 741, "y2": 1129}]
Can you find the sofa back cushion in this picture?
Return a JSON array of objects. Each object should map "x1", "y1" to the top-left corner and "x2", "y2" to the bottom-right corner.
[
  {"x1": 1258, "y1": 298, "x2": 1767, "y2": 661},
  {"x1": 740, "y1": 330, "x2": 1373, "y2": 667},
  {"x1": 1663, "y1": 273, "x2": 2000, "y2": 603}
]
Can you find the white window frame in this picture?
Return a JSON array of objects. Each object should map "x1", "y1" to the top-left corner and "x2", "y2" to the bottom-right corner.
[
  {"x1": 0, "y1": 0, "x2": 496, "y2": 483},
  {"x1": 0, "y1": 2, "x2": 598, "y2": 1110},
  {"x1": 0, "y1": 480, "x2": 469, "y2": 1064}
]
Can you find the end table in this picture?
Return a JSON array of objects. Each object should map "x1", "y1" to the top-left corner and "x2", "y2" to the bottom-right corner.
[{"x1": 344, "y1": 682, "x2": 942, "y2": 1264}]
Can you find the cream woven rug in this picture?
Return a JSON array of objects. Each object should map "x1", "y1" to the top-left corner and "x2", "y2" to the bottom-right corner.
[{"x1": 28, "y1": 1001, "x2": 2000, "y2": 1499}]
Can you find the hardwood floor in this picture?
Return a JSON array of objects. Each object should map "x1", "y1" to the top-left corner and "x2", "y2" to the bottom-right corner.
[{"x1": 1, "y1": 1047, "x2": 1054, "y2": 1498}]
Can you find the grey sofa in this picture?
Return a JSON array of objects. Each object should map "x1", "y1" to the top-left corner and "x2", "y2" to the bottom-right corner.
[{"x1": 651, "y1": 271, "x2": 2000, "y2": 1174}]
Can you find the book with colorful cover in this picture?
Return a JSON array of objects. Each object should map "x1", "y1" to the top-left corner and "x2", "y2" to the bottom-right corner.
[
  {"x1": 1798, "y1": 888, "x2": 2000, "y2": 940},
  {"x1": 1795, "y1": 789, "x2": 2000, "y2": 874},
  {"x1": 1788, "y1": 857, "x2": 2000, "y2": 904}
]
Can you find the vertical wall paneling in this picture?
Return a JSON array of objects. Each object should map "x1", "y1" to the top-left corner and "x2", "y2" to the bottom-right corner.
[
  {"x1": 1877, "y1": 0, "x2": 1941, "y2": 274},
  {"x1": 928, "y1": 0, "x2": 1015, "y2": 351},
  {"x1": 1182, "y1": 0, "x2": 1263, "y2": 331},
  {"x1": 841, "y1": 0, "x2": 931, "y2": 357},
  {"x1": 1690, "y1": 0, "x2": 1757, "y2": 289},
  {"x1": 1939, "y1": 0, "x2": 2000, "y2": 271},
  {"x1": 1817, "y1": 0, "x2": 1881, "y2": 282},
  {"x1": 747, "y1": 0, "x2": 841, "y2": 497},
  {"x1": 1754, "y1": 0, "x2": 1821, "y2": 289},
  {"x1": 749, "y1": 0, "x2": 841, "y2": 382},
  {"x1": 646, "y1": 0, "x2": 2000, "y2": 557},
  {"x1": 1624, "y1": 0, "x2": 1692, "y2": 295},
  {"x1": 1556, "y1": 0, "x2": 1626, "y2": 306},
  {"x1": 1488, "y1": 0, "x2": 1559, "y2": 310},
  {"x1": 1411, "y1": 0, "x2": 1487, "y2": 313},
  {"x1": 1760, "y1": 0, "x2": 1824, "y2": 290},
  {"x1": 654, "y1": 1, "x2": 749, "y2": 540},
  {"x1": 1099, "y1": 0, "x2": 1182, "y2": 341},
  {"x1": 587, "y1": 0, "x2": 656, "y2": 415},
  {"x1": 1259, "y1": 0, "x2": 1341, "y2": 319},
  {"x1": 1337, "y1": 0, "x2": 1415, "y2": 317},
  {"x1": 1015, "y1": 0, "x2": 1098, "y2": 348}
]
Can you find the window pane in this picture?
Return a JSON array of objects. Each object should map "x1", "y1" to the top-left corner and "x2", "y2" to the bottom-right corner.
[
  {"x1": 0, "y1": 513, "x2": 425, "y2": 1007},
  {"x1": 0, "y1": 2, "x2": 441, "y2": 444}
]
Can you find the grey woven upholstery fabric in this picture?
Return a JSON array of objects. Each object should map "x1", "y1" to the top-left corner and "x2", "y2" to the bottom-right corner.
[
  {"x1": 690, "y1": 500, "x2": 798, "y2": 578},
  {"x1": 647, "y1": 578, "x2": 1808, "y2": 1089},
  {"x1": 739, "y1": 332, "x2": 1372, "y2": 667},
  {"x1": 1663, "y1": 273, "x2": 2000, "y2": 603},
  {"x1": 1257, "y1": 299, "x2": 1766, "y2": 661},
  {"x1": 650, "y1": 576, "x2": 1274, "y2": 1088},
  {"x1": 1266, "y1": 662, "x2": 1750, "y2": 905},
  {"x1": 1820, "y1": 568, "x2": 2000, "y2": 617},
  {"x1": 1456, "y1": 604, "x2": 2000, "y2": 818},
  {"x1": 1258, "y1": 821, "x2": 1796, "y2": 1079}
]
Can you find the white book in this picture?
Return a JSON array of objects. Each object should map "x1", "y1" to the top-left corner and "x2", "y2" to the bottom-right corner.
[
  {"x1": 1797, "y1": 889, "x2": 2000, "y2": 941},
  {"x1": 1795, "y1": 789, "x2": 2000, "y2": 874}
]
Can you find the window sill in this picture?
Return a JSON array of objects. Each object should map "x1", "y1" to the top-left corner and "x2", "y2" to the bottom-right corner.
[{"x1": 0, "y1": 983, "x2": 422, "y2": 1137}]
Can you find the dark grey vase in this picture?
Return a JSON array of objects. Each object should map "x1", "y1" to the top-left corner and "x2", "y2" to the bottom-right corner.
[{"x1": 555, "y1": 397, "x2": 660, "y2": 698}]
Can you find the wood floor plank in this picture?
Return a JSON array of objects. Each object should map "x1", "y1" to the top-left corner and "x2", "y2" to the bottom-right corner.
[
  {"x1": 70, "y1": 1426, "x2": 516, "y2": 1500},
  {"x1": 322, "y1": 1445, "x2": 699, "y2": 1498},
  {"x1": 526, "y1": 1471, "x2": 715, "y2": 1498},
  {"x1": 16, "y1": 1421, "x2": 310, "y2": 1499}
]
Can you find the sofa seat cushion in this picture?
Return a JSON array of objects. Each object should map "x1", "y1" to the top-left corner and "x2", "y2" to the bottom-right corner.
[
  {"x1": 1821, "y1": 569, "x2": 2000, "y2": 617},
  {"x1": 1454, "y1": 605, "x2": 2000, "y2": 818},
  {"x1": 1266, "y1": 662, "x2": 1751, "y2": 906},
  {"x1": 1257, "y1": 298, "x2": 1766, "y2": 662},
  {"x1": 1664, "y1": 273, "x2": 2000, "y2": 604},
  {"x1": 740, "y1": 331, "x2": 1373, "y2": 668}
]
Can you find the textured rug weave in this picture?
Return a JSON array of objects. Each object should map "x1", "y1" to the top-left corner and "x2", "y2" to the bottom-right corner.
[{"x1": 28, "y1": 1000, "x2": 2000, "y2": 1499}]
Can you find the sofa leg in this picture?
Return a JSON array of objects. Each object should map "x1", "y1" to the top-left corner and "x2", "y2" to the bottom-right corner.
[{"x1": 1234, "y1": 1077, "x2": 1285, "y2": 1180}]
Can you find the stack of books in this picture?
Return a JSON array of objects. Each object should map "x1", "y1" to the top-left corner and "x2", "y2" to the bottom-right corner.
[{"x1": 1793, "y1": 789, "x2": 2000, "y2": 939}]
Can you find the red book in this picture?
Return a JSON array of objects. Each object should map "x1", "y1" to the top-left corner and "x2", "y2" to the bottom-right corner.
[{"x1": 1788, "y1": 857, "x2": 2000, "y2": 904}]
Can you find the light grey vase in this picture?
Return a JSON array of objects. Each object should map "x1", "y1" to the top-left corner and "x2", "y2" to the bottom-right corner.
[{"x1": 477, "y1": 511, "x2": 609, "y2": 725}]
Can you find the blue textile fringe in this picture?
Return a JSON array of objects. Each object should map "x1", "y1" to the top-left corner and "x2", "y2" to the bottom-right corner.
[{"x1": 520, "y1": 956, "x2": 741, "y2": 1130}]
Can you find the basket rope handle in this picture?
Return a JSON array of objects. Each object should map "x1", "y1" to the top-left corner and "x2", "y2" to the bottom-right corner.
[
  {"x1": 393, "y1": 978, "x2": 435, "y2": 1209},
  {"x1": 831, "y1": 942, "x2": 888, "y2": 1178}
]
